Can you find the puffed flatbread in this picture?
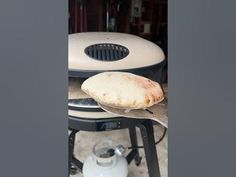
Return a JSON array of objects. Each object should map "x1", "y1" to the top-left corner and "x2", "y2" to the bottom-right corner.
[{"x1": 81, "y1": 72, "x2": 164, "y2": 110}]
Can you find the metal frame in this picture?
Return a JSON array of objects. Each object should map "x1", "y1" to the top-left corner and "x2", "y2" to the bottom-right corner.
[{"x1": 68, "y1": 116, "x2": 161, "y2": 177}]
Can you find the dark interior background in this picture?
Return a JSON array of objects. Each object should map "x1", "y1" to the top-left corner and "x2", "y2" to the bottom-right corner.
[{"x1": 69, "y1": 0, "x2": 167, "y2": 83}]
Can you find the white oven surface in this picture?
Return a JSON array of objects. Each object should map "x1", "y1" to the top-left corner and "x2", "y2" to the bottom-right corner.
[{"x1": 69, "y1": 32, "x2": 165, "y2": 71}]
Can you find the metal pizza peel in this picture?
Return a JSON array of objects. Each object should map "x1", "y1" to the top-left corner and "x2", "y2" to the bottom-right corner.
[
  {"x1": 98, "y1": 99, "x2": 168, "y2": 128},
  {"x1": 68, "y1": 98, "x2": 168, "y2": 128}
]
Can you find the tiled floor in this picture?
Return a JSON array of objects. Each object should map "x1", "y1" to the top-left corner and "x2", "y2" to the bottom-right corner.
[{"x1": 69, "y1": 78, "x2": 168, "y2": 177}]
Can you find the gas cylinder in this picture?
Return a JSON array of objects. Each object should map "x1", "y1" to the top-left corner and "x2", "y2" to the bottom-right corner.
[{"x1": 83, "y1": 139, "x2": 128, "y2": 177}]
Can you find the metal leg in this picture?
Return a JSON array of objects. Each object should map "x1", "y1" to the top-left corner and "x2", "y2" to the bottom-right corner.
[
  {"x1": 138, "y1": 120, "x2": 161, "y2": 177},
  {"x1": 128, "y1": 126, "x2": 142, "y2": 166},
  {"x1": 68, "y1": 129, "x2": 78, "y2": 176}
]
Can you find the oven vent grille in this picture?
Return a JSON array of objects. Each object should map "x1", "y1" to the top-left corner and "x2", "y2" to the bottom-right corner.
[{"x1": 84, "y1": 43, "x2": 129, "y2": 61}]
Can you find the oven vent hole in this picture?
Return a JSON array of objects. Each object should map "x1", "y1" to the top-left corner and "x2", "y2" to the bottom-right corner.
[{"x1": 84, "y1": 43, "x2": 129, "y2": 61}]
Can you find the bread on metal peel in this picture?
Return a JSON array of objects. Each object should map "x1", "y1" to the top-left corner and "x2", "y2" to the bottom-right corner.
[{"x1": 81, "y1": 72, "x2": 164, "y2": 109}]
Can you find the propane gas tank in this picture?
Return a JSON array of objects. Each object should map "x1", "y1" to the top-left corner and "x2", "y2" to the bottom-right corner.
[{"x1": 83, "y1": 139, "x2": 128, "y2": 177}]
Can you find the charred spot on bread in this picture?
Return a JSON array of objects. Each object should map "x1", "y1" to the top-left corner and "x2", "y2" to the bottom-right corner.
[{"x1": 145, "y1": 98, "x2": 151, "y2": 105}]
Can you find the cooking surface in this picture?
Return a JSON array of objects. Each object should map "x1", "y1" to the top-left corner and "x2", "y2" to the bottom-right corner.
[{"x1": 69, "y1": 32, "x2": 165, "y2": 71}]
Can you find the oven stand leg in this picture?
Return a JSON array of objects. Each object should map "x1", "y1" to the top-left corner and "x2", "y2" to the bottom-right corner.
[
  {"x1": 68, "y1": 129, "x2": 79, "y2": 176},
  {"x1": 129, "y1": 126, "x2": 142, "y2": 166},
  {"x1": 138, "y1": 120, "x2": 161, "y2": 177}
]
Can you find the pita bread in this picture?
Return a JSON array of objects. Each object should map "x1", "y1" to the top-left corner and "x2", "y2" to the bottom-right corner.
[{"x1": 81, "y1": 72, "x2": 164, "y2": 110}]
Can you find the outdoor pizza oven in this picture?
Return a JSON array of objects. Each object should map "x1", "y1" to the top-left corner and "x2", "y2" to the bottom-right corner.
[
  {"x1": 68, "y1": 31, "x2": 166, "y2": 124},
  {"x1": 68, "y1": 32, "x2": 167, "y2": 177}
]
